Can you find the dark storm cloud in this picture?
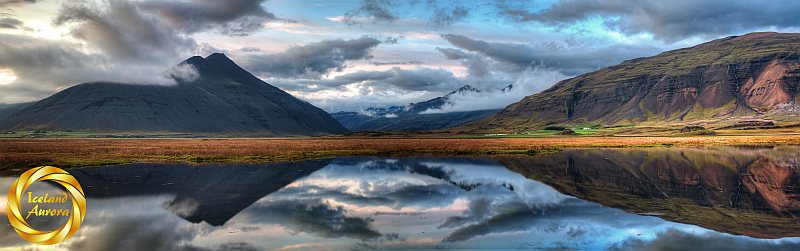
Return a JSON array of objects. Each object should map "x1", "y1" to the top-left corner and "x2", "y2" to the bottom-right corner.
[
  {"x1": 609, "y1": 229, "x2": 800, "y2": 251},
  {"x1": 271, "y1": 67, "x2": 460, "y2": 92},
  {"x1": 496, "y1": 0, "x2": 800, "y2": 41},
  {"x1": 344, "y1": 0, "x2": 397, "y2": 25},
  {"x1": 244, "y1": 37, "x2": 381, "y2": 78},
  {"x1": 0, "y1": 17, "x2": 25, "y2": 29},
  {"x1": 136, "y1": 0, "x2": 279, "y2": 36},
  {"x1": 239, "y1": 199, "x2": 383, "y2": 240},
  {"x1": 0, "y1": 34, "x2": 104, "y2": 89},
  {"x1": 430, "y1": 5, "x2": 469, "y2": 28},
  {"x1": 440, "y1": 34, "x2": 658, "y2": 75},
  {"x1": 54, "y1": 0, "x2": 196, "y2": 61},
  {"x1": 343, "y1": 0, "x2": 472, "y2": 27},
  {"x1": 0, "y1": 0, "x2": 34, "y2": 7},
  {"x1": 0, "y1": 32, "x2": 195, "y2": 103},
  {"x1": 436, "y1": 47, "x2": 491, "y2": 78}
]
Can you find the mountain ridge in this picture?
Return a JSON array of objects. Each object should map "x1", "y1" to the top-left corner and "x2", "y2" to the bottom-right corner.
[
  {"x1": 0, "y1": 53, "x2": 350, "y2": 135},
  {"x1": 463, "y1": 32, "x2": 800, "y2": 132},
  {"x1": 332, "y1": 84, "x2": 507, "y2": 131}
]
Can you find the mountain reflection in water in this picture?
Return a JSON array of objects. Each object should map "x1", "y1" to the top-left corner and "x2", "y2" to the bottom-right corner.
[{"x1": 0, "y1": 148, "x2": 798, "y2": 250}]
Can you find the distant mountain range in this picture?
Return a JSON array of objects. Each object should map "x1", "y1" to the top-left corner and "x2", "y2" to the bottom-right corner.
[
  {"x1": 464, "y1": 32, "x2": 800, "y2": 132},
  {"x1": 331, "y1": 85, "x2": 510, "y2": 131},
  {"x1": 0, "y1": 53, "x2": 349, "y2": 136}
]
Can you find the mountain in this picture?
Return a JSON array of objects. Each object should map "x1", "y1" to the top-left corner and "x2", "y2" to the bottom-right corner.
[
  {"x1": 331, "y1": 85, "x2": 504, "y2": 131},
  {"x1": 0, "y1": 102, "x2": 32, "y2": 121},
  {"x1": 466, "y1": 32, "x2": 800, "y2": 132},
  {"x1": 0, "y1": 53, "x2": 349, "y2": 135}
]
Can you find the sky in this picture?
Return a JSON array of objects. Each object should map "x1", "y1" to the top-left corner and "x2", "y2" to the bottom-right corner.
[{"x1": 2, "y1": 0, "x2": 800, "y2": 112}]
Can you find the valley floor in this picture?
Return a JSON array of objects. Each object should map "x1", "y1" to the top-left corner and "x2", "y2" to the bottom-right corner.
[{"x1": 2, "y1": 135, "x2": 800, "y2": 172}]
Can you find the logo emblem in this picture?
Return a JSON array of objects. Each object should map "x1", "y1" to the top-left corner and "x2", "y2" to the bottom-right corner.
[{"x1": 7, "y1": 166, "x2": 86, "y2": 245}]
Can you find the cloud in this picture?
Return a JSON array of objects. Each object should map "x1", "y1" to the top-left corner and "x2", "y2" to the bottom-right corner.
[
  {"x1": 440, "y1": 34, "x2": 658, "y2": 75},
  {"x1": 0, "y1": 33, "x2": 197, "y2": 103},
  {"x1": 421, "y1": 66, "x2": 567, "y2": 113},
  {"x1": 0, "y1": 0, "x2": 232, "y2": 103},
  {"x1": 343, "y1": 0, "x2": 397, "y2": 25},
  {"x1": 164, "y1": 63, "x2": 200, "y2": 83},
  {"x1": 54, "y1": 0, "x2": 196, "y2": 61},
  {"x1": 436, "y1": 47, "x2": 491, "y2": 79},
  {"x1": 430, "y1": 5, "x2": 469, "y2": 28},
  {"x1": 244, "y1": 37, "x2": 382, "y2": 78},
  {"x1": 609, "y1": 229, "x2": 800, "y2": 251},
  {"x1": 496, "y1": 0, "x2": 800, "y2": 41},
  {"x1": 272, "y1": 66, "x2": 460, "y2": 92},
  {"x1": 0, "y1": 17, "x2": 27, "y2": 30},
  {"x1": 0, "y1": 0, "x2": 34, "y2": 7},
  {"x1": 370, "y1": 60, "x2": 422, "y2": 66},
  {"x1": 342, "y1": 0, "x2": 472, "y2": 27},
  {"x1": 136, "y1": 0, "x2": 280, "y2": 36}
]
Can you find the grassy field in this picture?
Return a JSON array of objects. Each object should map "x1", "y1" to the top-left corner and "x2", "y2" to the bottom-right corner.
[{"x1": 2, "y1": 135, "x2": 800, "y2": 172}]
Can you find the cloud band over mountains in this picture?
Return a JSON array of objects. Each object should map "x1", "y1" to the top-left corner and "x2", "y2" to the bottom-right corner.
[{"x1": 3, "y1": 0, "x2": 800, "y2": 111}]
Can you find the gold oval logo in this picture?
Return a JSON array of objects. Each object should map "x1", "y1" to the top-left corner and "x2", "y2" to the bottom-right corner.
[{"x1": 7, "y1": 166, "x2": 86, "y2": 245}]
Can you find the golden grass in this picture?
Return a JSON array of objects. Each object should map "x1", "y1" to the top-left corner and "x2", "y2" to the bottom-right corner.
[{"x1": 2, "y1": 136, "x2": 800, "y2": 171}]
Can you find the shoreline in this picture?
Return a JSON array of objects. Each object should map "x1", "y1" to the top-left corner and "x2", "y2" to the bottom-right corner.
[{"x1": 2, "y1": 136, "x2": 800, "y2": 172}]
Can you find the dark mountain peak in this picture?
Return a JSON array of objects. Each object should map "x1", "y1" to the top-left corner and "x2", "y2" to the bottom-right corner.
[
  {"x1": 501, "y1": 84, "x2": 513, "y2": 93},
  {"x1": 181, "y1": 55, "x2": 206, "y2": 67},
  {"x1": 177, "y1": 53, "x2": 238, "y2": 72},
  {"x1": 204, "y1": 52, "x2": 235, "y2": 65},
  {"x1": 172, "y1": 52, "x2": 266, "y2": 87},
  {"x1": 446, "y1": 85, "x2": 481, "y2": 96}
]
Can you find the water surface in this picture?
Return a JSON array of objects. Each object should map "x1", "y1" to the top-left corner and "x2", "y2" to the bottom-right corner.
[{"x1": 1, "y1": 146, "x2": 799, "y2": 250}]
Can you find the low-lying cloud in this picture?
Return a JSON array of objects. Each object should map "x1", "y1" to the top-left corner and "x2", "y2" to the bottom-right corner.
[{"x1": 421, "y1": 66, "x2": 567, "y2": 113}]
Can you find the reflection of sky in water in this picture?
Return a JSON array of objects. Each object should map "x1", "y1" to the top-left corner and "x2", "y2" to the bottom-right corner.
[{"x1": 0, "y1": 157, "x2": 799, "y2": 250}]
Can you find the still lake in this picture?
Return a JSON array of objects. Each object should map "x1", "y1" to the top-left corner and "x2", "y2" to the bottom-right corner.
[{"x1": 1, "y1": 146, "x2": 799, "y2": 250}]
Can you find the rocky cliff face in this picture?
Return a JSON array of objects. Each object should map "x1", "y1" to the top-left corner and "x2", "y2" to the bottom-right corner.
[
  {"x1": 0, "y1": 53, "x2": 349, "y2": 135},
  {"x1": 469, "y1": 32, "x2": 800, "y2": 131}
]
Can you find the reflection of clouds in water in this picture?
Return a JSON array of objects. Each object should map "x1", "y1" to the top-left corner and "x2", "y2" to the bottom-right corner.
[
  {"x1": 261, "y1": 157, "x2": 800, "y2": 250},
  {"x1": 610, "y1": 229, "x2": 800, "y2": 251},
  {"x1": 67, "y1": 196, "x2": 209, "y2": 251},
  {"x1": 0, "y1": 213, "x2": 30, "y2": 248},
  {"x1": 273, "y1": 183, "x2": 463, "y2": 210},
  {"x1": 231, "y1": 199, "x2": 383, "y2": 240},
  {"x1": 283, "y1": 159, "x2": 447, "y2": 198},
  {"x1": 0, "y1": 193, "x2": 264, "y2": 251},
  {"x1": 439, "y1": 198, "x2": 665, "y2": 244},
  {"x1": 2, "y1": 157, "x2": 799, "y2": 250},
  {"x1": 418, "y1": 160, "x2": 568, "y2": 207}
]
